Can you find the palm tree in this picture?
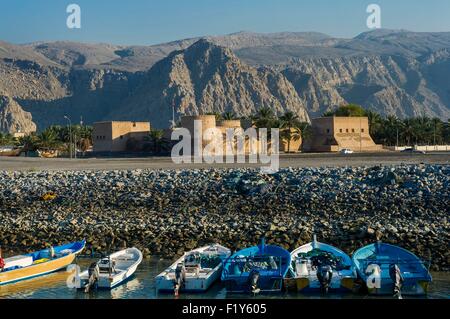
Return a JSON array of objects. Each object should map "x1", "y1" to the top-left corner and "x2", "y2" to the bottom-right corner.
[
  {"x1": 257, "y1": 107, "x2": 275, "y2": 120},
  {"x1": 205, "y1": 112, "x2": 223, "y2": 122},
  {"x1": 37, "y1": 128, "x2": 61, "y2": 150},
  {"x1": 18, "y1": 134, "x2": 38, "y2": 155},
  {"x1": 76, "y1": 125, "x2": 93, "y2": 153},
  {"x1": 253, "y1": 107, "x2": 276, "y2": 129},
  {"x1": 400, "y1": 118, "x2": 417, "y2": 146},
  {"x1": 297, "y1": 122, "x2": 313, "y2": 142},
  {"x1": 279, "y1": 111, "x2": 301, "y2": 152},
  {"x1": 382, "y1": 115, "x2": 403, "y2": 146},
  {"x1": 411, "y1": 116, "x2": 432, "y2": 145},
  {"x1": 146, "y1": 129, "x2": 169, "y2": 154},
  {"x1": 443, "y1": 119, "x2": 450, "y2": 144},
  {"x1": 431, "y1": 118, "x2": 443, "y2": 145},
  {"x1": 222, "y1": 112, "x2": 237, "y2": 121},
  {"x1": 0, "y1": 132, "x2": 15, "y2": 146},
  {"x1": 366, "y1": 110, "x2": 383, "y2": 138}
]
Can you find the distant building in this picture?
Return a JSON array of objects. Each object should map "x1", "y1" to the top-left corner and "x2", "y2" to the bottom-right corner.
[
  {"x1": 304, "y1": 117, "x2": 382, "y2": 152},
  {"x1": 178, "y1": 115, "x2": 230, "y2": 155},
  {"x1": 92, "y1": 121, "x2": 151, "y2": 153},
  {"x1": 12, "y1": 132, "x2": 26, "y2": 139},
  {"x1": 177, "y1": 115, "x2": 265, "y2": 155}
]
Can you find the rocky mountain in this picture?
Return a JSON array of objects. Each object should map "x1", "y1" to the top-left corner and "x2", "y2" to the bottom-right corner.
[
  {"x1": 279, "y1": 53, "x2": 450, "y2": 118},
  {"x1": 0, "y1": 95, "x2": 36, "y2": 134},
  {"x1": 0, "y1": 29, "x2": 449, "y2": 132},
  {"x1": 108, "y1": 39, "x2": 310, "y2": 127}
]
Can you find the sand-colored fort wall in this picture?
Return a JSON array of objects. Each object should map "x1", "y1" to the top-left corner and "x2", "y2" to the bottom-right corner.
[
  {"x1": 305, "y1": 117, "x2": 382, "y2": 152},
  {"x1": 93, "y1": 121, "x2": 151, "y2": 152}
]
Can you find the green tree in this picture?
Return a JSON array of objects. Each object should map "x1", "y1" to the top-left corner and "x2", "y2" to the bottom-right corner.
[
  {"x1": 222, "y1": 112, "x2": 237, "y2": 121},
  {"x1": 146, "y1": 129, "x2": 170, "y2": 154},
  {"x1": 382, "y1": 115, "x2": 404, "y2": 146},
  {"x1": 324, "y1": 104, "x2": 367, "y2": 117},
  {"x1": 18, "y1": 134, "x2": 39, "y2": 155},
  {"x1": 0, "y1": 132, "x2": 15, "y2": 146},
  {"x1": 443, "y1": 119, "x2": 450, "y2": 144},
  {"x1": 431, "y1": 118, "x2": 443, "y2": 145},
  {"x1": 297, "y1": 122, "x2": 313, "y2": 142},
  {"x1": 366, "y1": 110, "x2": 383, "y2": 138},
  {"x1": 400, "y1": 118, "x2": 418, "y2": 146},
  {"x1": 279, "y1": 111, "x2": 301, "y2": 152},
  {"x1": 253, "y1": 107, "x2": 277, "y2": 129},
  {"x1": 204, "y1": 112, "x2": 223, "y2": 122},
  {"x1": 37, "y1": 128, "x2": 62, "y2": 150}
]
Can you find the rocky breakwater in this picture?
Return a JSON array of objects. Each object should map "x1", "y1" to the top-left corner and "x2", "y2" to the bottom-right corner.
[{"x1": 0, "y1": 164, "x2": 448, "y2": 271}]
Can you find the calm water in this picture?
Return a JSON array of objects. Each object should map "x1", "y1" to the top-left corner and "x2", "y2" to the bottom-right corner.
[{"x1": 0, "y1": 257, "x2": 448, "y2": 299}]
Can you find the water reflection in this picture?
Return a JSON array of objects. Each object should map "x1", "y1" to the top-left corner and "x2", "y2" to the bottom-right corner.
[{"x1": 0, "y1": 258, "x2": 448, "y2": 299}]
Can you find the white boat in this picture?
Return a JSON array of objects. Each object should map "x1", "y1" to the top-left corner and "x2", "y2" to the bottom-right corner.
[
  {"x1": 73, "y1": 248, "x2": 142, "y2": 291},
  {"x1": 285, "y1": 235, "x2": 357, "y2": 293},
  {"x1": 0, "y1": 146, "x2": 21, "y2": 157},
  {"x1": 155, "y1": 244, "x2": 231, "y2": 295}
]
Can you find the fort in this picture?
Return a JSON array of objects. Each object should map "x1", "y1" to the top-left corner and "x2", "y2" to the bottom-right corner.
[
  {"x1": 304, "y1": 117, "x2": 382, "y2": 152},
  {"x1": 91, "y1": 115, "x2": 381, "y2": 154}
]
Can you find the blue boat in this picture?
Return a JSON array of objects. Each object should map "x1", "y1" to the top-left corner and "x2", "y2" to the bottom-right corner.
[
  {"x1": 0, "y1": 240, "x2": 85, "y2": 286},
  {"x1": 352, "y1": 242, "x2": 432, "y2": 296},
  {"x1": 221, "y1": 238, "x2": 291, "y2": 294}
]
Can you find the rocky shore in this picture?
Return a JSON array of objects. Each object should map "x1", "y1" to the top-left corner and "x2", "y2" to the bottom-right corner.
[{"x1": 0, "y1": 164, "x2": 448, "y2": 271}]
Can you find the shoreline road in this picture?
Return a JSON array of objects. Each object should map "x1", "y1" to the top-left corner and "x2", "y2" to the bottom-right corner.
[{"x1": 0, "y1": 152, "x2": 449, "y2": 171}]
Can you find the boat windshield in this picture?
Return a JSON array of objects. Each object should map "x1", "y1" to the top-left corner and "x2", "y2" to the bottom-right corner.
[
  {"x1": 294, "y1": 249, "x2": 349, "y2": 271},
  {"x1": 226, "y1": 255, "x2": 286, "y2": 275},
  {"x1": 184, "y1": 253, "x2": 222, "y2": 269}
]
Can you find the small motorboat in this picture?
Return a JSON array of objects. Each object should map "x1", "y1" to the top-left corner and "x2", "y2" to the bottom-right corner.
[
  {"x1": 0, "y1": 240, "x2": 85, "y2": 286},
  {"x1": 352, "y1": 242, "x2": 432, "y2": 296},
  {"x1": 73, "y1": 248, "x2": 143, "y2": 292},
  {"x1": 155, "y1": 244, "x2": 230, "y2": 295},
  {"x1": 221, "y1": 238, "x2": 291, "y2": 294},
  {"x1": 285, "y1": 235, "x2": 357, "y2": 293},
  {"x1": 0, "y1": 146, "x2": 22, "y2": 157},
  {"x1": 37, "y1": 149, "x2": 59, "y2": 158}
]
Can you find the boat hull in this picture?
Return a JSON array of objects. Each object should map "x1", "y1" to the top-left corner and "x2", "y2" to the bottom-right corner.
[
  {"x1": 284, "y1": 276, "x2": 356, "y2": 293},
  {"x1": 363, "y1": 277, "x2": 430, "y2": 295},
  {"x1": 74, "y1": 248, "x2": 143, "y2": 290},
  {"x1": 288, "y1": 240, "x2": 357, "y2": 293},
  {"x1": 353, "y1": 242, "x2": 432, "y2": 296},
  {"x1": 0, "y1": 150, "x2": 21, "y2": 157},
  {"x1": 76, "y1": 264, "x2": 140, "y2": 289},
  {"x1": 0, "y1": 241, "x2": 85, "y2": 286},
  {"x1": 221, "y1": 242, "x2": 291, "y2": 294},
  {"x1": 37, "y1": 150, "x2": 58, "y2": 158},
  {"x1": 224, "y1": 276, "x2": 284, "y2": 294},
  {"x1": 0, "y1": 253, "x2": 76, "y2": 286},
  {"x1": 155, "y1": 244, "x2": 231, "y2": 293},
  {"x1": 156, "y1": 265, "x2": 222, "y2": 293}
]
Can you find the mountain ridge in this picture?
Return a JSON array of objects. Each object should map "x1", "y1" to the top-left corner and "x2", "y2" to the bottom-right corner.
[{"x1": 0, "y1": 29, "x2": 449, "y2": 132}]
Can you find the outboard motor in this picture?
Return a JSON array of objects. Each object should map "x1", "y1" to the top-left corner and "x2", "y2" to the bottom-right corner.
[
  {"x1": 248, "y1": 269, "x2": 261, "y2": 295},
  {"x1": 317, "y1": 265, "x2": 333, "y2": 294},
  {"x1": 49, "y1": 246, "x2": 55, "y2": 258},
  {"x1": 85, "y1": 262, "x2": 99, "y2": 293},
  {"x1": 174, "y1": 263, "x2": 186, "y2": 296},
  {"x1": 389, "y1": 264, "x2": 403, "y2": 299}
]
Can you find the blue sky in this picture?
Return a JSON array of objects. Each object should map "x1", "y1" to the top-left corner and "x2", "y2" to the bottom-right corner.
[{"x1": 1, "y1": 0, "x2": 450, "y2": 45}]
